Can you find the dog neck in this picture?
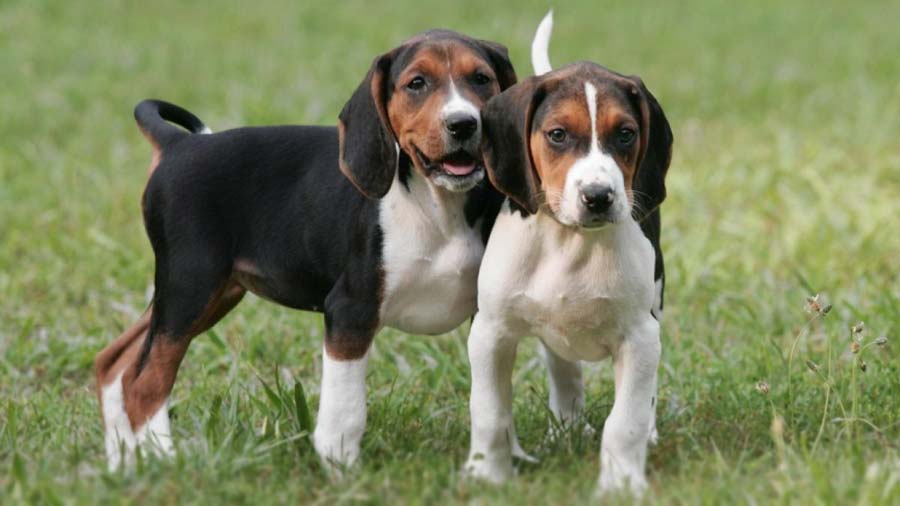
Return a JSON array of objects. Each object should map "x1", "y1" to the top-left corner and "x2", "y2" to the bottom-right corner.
[{"x1": 388, "y1": 168, "x2": 472, "y2": 237}]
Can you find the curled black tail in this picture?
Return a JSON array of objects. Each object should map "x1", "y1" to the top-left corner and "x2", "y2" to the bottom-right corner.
[{"x1": 134, "y1": 99, "x2": 210, "y2": 147}]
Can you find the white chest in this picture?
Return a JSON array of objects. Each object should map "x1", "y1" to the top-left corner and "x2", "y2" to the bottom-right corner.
[
  {"x1": 478, "y1": 206, "x2": 655, "y2": 361},
  {"x1": 378, "y1": 176, "x2": 484, "y2": 335}
]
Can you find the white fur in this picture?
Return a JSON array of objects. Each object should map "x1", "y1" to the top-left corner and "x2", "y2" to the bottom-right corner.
[
  {"x1": 378, "y1": 170, "x2": 484, "y2": 335},
  {"x1": 465, "y1": 202, "x2": 660, "y2": 495},
  {"x1": 313, "y1": 348, "x2": 369, "y2": 471},
  {"x1": 101, "y1": 371, "x2": 137, "y2": 471},
  {"x1": 311, "y1": 127, "x2": 487, "y2": 469},
  {"x1": 102, "y1": 371, "x2": 175, "y2": 471},
  {"x1": 557, "y1": 82, "x2": 629, "y2": 227},
  {"x1": 199, "y1": 126, "x2": 213, "y2": 134},
  {"x1": 531, "y1": 10, "x2": 554, "y2": 75},
  {"x1": 442, "y1": 80, "x2": 480, "y2": 123},
  {"x1": 135, "y1": 398, "x2": 175, "y2": 459},
  {"x1": 431, "y1": 168, "x2": 484, "y2": 192}
]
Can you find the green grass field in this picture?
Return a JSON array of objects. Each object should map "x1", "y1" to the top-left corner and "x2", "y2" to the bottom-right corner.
[{"x1": 2, "y1": 0, "x2": 898, "y2": 503}]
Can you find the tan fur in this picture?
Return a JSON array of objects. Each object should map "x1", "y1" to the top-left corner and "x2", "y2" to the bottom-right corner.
[
  {"x1": 94, "y1": 309, "x2": 153, "y2": 426},
  {"x1": 94, "y1": 281, "x2": 245, "y2": 430},
  {"x1": 596, "y1": 98, "x2": 640, "y2": 195},
  {"x1": 529, "y1": 79, "x2": 643, "y2": 209},
  {"x1": 387, "y1": 42, "x2": 500, "y2": 175},
  {"x1": 324, "y1": 336, "x2": 374, "y2": 361},
  {"x1": 138, "y1": 125, "x2": 163, "y2": 175},
  {"x1": 530, "y1": 97, "x2": 591, "y2": 213}
]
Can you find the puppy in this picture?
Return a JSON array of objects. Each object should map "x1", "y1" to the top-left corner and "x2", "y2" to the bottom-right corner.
[
  {"x1": 464, "y1": 12, "x2": 672, "y2": 494},
  {"x1": 94, "y1": 30, "x2": 516, "y2": 471}
]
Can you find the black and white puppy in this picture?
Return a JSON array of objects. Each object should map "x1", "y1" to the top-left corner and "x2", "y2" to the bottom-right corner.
[
  {"x1": 463, "y1": 13, "x2": 672, "y2": 494},
  {"x1": 94, "y1": 30, "x2": 515, "y2": 471}
]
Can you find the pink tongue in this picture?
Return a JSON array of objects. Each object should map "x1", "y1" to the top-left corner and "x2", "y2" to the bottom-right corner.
[{"x1": 441, "y1": 161, "x2": 476, "y2": 175}]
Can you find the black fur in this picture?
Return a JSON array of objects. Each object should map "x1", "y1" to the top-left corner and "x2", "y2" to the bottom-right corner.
[
  {"x1": 131, "y1": 32, "x2": 516, "y2": 368},
  {"x1": 134, "y1": 99, "x2": 208, "y2": 144},
  {"x1": 338, "y1": 52, "x2": 399, "y2": 199},
  {"x1": 629, "y1": 75, "x2": 672, "y2": 301},
  {"x1": 480, "y1": 75, "x2": 546, "y2": 214}
]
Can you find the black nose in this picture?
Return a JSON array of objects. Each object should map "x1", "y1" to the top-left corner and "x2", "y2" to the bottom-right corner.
[
  {"x1": 580, "y1": 184, "x2": 615, "y2": 213},
  {"x1": 444, "y1": 113, "x2": 478, "y2": 140}
]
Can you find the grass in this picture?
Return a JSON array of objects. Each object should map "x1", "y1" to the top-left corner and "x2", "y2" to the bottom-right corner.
[{"x1": 1, "y1": 0, "x2": 898, "y2": 503}]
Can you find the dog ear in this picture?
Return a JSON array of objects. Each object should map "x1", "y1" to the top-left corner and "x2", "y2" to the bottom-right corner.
[
  {"x1": 481, "y1": 76, "x2": 546, "y2": 214},
  {"x1": 475, "y1": 39, "x2": 518, "y2": 91},
  {"x1": 338, "y1": 51, "x2": 399, "y2": 199},
  {"x1": 630, "y1": 77, "x2": 673, "y2": 220}
]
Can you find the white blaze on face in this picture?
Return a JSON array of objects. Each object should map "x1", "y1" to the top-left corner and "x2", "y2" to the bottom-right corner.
[
  {"x1": 558, "y1": 81, "x2": 629, "y2": 226},
  {"x1": 442, "y1": 79, "x2": 480, "y2": 123}
]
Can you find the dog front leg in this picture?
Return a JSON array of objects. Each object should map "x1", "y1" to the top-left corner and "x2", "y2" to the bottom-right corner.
[
  {"x1": 313, "y1": 347, "x2": 369, "y2": 475},
  {"x1": 464, "y1": 312, "x2": 519, "y2": 483},
  {"x1": 313, "y1": 285, "x2": 377, "y2": 475},
  {"x1": 597, "y1": 317, "x2": 660, "y2": 496}
]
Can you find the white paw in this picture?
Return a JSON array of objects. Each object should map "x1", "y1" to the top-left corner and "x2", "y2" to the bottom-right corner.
[
  {"x1": 101, "y1": 372, "x2": 137, "y2": 471},
  {"x1": 313, "y1": 429, "x2": 361, "y2": 478},
  {"x1": 597, "y1": 452, "x2": 648, "y2": 497},
  {"x1": 105, "y1": 427, "x2": 137, "y2": 472},
  {"x1": 463, "y1": 452, "x2": 515, "y2": 484},
  {"x1": 134, "y1": 400, "x2": 175, "y2": 459},
  {"x1": 597, "y1": 469, "x2": 648, "y2": 497}
]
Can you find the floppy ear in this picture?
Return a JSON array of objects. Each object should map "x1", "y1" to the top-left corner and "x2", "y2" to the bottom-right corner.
[
  {"x1": 481, "y1": 77, "x2": 545, "y2": 214},
  {"x1": 475, "y1": 39, "x2": 518, "y2": 91},
  {"x1": 338, "y1": 52, "x2": 398, "y2": 199},
  {"x1": 630, "y1": 77, "x2": 673, "y2": 220}
]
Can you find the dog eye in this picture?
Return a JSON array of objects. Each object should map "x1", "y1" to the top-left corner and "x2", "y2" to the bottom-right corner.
[
  {"x1": 617, "y1": 127, "x2": 636, "y2": 146},
  {"x1": 472, "y1": 72, "x2": 491, "y2": 85},
  {"x1": 406, "y1": 76, "x2": 427, "y2": 91},
  {"x1": 547, "y1": 128, "x2": 567, "y2": 144}
]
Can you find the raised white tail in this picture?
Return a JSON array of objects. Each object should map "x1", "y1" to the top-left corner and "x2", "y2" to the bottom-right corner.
[{"x1": 531, "y1": 10, "x2": 554, "y2": 75}]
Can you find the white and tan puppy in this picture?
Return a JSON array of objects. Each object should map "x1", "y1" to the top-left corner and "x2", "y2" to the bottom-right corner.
[{"x1": 464, "y1": 12, "x2": 673, "y2": 494}]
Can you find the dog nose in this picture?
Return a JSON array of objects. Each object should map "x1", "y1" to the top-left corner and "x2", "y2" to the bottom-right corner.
[
  {"x1": 444, "y1": 113, "x2": 478, "y2": 140},
  {"x1": 580, "y1": 184, "x2": 615, "y2": 213}
]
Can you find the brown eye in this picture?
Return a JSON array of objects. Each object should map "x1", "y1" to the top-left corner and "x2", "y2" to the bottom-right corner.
[
  {"x1": 406, "y1": 76, "x2": 426, "y2": 91},
  {"x1": 617, "y1": 127, "x2": 636, "y2": 147},
  {"x1": 472, "y1": 72, "x2": 491, "y2": 85},
  {"x1": 547, "y1": 128, "x2": 567, "y2": 144}
]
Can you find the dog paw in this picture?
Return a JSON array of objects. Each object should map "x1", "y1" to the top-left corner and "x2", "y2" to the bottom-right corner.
[
  {"x1": 313, "y1": 430, "x2": 361, "y2": 479},
  {"x1": 597, "y1": 459, "x2": 647, "y2": 497},
  {"x1": 463, "y1": 453, "x2": 515, "y2": 484},
  {"x1": 597, "y1": 467, "x2": 648, "y2": 497}
]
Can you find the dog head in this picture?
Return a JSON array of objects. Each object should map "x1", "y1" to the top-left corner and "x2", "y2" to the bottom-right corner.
[
  {"x1": 481, "y1": 62, "x2": 672, "y2": 228},
  {"x1": 339, "y1": 30, "x2": 517, "y2": 198}
]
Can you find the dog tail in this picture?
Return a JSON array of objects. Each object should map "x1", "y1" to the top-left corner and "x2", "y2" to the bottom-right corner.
[
  {"x1": 134, "y1": 99, "x2": 212, "y2": 148},
  {"x1": 531, "y1": 10, "x2": 554, "y2": 76},
  {"x1": 134, "y1": 99, "x2": 211, "y2": 174}
]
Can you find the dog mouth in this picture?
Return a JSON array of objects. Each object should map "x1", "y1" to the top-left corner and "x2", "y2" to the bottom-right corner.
[{"x1": 416, "y1": 148, "x2": 483, "y2": 177}]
